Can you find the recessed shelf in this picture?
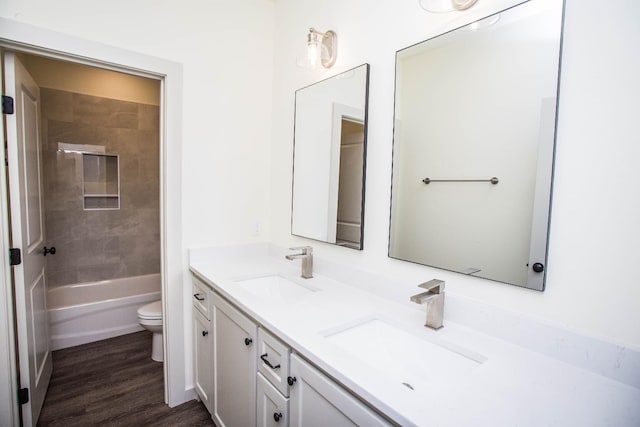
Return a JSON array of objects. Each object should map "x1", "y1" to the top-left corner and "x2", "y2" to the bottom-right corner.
[{"x1": 82, "y1": 153, "x2": 120, "y2": 210}]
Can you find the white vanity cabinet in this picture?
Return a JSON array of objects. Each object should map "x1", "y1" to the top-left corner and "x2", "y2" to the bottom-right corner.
[
  {"x1": 192, "y1": 276, "x2": 213, "y2": 413},
  {"x1": 212, "y1": 292, "x2": 258, "y2": 427},
  {"x1": 289, "y1": 354, "x2": 391, "y2": 427},
  {"x1": 191, "y1": 274, "x2": 391, "y2": 426}
]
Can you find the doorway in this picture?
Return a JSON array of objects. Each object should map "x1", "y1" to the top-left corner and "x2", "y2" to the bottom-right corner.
[
  {"x1": 0, "y1": 19, "x2": 189, "y2": 427},
  {"x1": 5, "y1": 50, "x2": 162, "y2": 426},
  {"x1": 25, "y1": 52, "x2": 162, "y2": 340}
]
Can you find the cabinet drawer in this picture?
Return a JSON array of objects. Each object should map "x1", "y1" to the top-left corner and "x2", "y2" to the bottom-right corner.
[
  {"x1": 192, "y1": 275, "x2": 210, "y2": 319},
  {"x1": 257, "y1": 372, "x2": 289, "y2": 427},
  {"x1": 258, "y1": 328, "x2": 291, "y2": 397}
]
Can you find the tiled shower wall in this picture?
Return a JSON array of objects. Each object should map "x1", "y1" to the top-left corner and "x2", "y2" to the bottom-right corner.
[{"x1": 41, "y1": 88, "x2": 160, "y2": 288}]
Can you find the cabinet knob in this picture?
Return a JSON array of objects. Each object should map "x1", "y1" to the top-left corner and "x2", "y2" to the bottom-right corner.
[
  {"x1": 202, "y1": 330, "x2": 208, "y2": 337},
  {"x1": 287, "y1": 376, "x2": 296, "y2": 386},
  {"x1": 43, "y1": 246, "x2": 56, "y2": 256},
  {"x1": 532, "y1": 262, "x2": 544, "y2": 273},
  {"x1": 244, "y1": 337, "x2": 252, "y2": 346},
  {"x1": 273, "y1": 412, "x2": 282, "y2": 422}
]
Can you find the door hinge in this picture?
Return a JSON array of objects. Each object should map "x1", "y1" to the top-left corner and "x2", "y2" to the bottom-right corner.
[
  {"x1": 2, "y1": 96, "x2": 14, "y2": 115},
  {"x1": 18, "y1": 388, "x2": 29, "y2": 405},
  {"x1": 9, "y1": 248, "x2": 21, "y2": 266}
]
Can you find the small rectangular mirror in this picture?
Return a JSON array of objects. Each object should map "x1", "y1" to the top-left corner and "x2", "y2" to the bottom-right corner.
[
  {"x1": 389, "y1": 0, "x2": 564, "y2": 290},
  {"x1": 292, "y1": 64, "x2": 370, "y2": 249}
]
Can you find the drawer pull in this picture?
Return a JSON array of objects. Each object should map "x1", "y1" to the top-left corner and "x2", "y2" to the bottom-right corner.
[
  {"x1": 287, "y1": 376, "x2": 297, "y2": 386},
  {"x1": 260, "y1": 353, "x2": 280, "y2": 370},
  {"x1": 193, "y1": 293, "x2": 205, "y2": 301},
  {"x1": 244, "y1": 337, "x2": 253, "y2": 346},
  {"x1": 273, "y1": 412, "x2": 283, "y2": 422},
  {"x1": 202, "y1": 330, "x2": 208, "y2": 337}
]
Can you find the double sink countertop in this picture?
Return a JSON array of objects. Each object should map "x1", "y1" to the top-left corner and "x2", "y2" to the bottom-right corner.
[{"x1": 189, "y1": 244, "x2": 640, "y2": 427}]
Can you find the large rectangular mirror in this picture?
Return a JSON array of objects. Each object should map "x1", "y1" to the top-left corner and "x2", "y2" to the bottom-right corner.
[
  {"x1": 389, "y1": 0, "x2": 563, "y2": 290},
  {"x1": 292, "y1": 64, "x2": 370, "y2": 249}
]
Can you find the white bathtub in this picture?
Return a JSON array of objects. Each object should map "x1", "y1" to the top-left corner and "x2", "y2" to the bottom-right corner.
[{"x1": 48, "y1": 274, "x2": 161, "y2": 351}]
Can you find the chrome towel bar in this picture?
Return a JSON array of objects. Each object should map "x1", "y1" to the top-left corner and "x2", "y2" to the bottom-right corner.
[{"x1": 422, "y1": 177, "x2": 499, "y2": 185}]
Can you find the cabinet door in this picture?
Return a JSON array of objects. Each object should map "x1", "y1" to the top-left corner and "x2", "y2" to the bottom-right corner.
[
  {"x1": 193, "y1": 308, "x2": 212, "y2": 413},
  {"x1": 289, "y1": 354, "x2": 391, "y2": 427},
  {"x1": 213, "y1": 293, "x2": 258, "y2": 427},
  {"x1": 257, "y1": 372, "x2": 289, "y2": 427}
]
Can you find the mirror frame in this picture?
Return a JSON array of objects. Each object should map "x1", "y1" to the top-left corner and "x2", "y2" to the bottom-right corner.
[
  {"x1": 388, "y1": 0, "x2": 565, "y2": 291},
  {"x1": 291, "y1": 63, "x2": 370, "y2": 249}
]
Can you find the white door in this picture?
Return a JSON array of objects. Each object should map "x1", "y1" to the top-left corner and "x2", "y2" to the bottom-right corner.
[{"x1": 3, "y1": 52, "x2": 52, "y2": 427}]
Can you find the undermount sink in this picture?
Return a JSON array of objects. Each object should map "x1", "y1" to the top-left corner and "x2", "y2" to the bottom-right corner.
[
  {"x1": 234, "y1": 275, "x2": 319, "y2": 303},
  {"x1": 323, "y1": 317, "x2": 486, "y2": 391}
]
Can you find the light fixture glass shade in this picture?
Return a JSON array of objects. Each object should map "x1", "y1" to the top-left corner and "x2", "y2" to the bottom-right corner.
[
  {"x1": 419, "y1": 0, "x2": 478, "y2": 13},
  {"x1": 296, "y1": 28, "x2": 338, "y2": 69},
  {"x1": 307, "y1": 35, "x2": 320, "y2": 68}
]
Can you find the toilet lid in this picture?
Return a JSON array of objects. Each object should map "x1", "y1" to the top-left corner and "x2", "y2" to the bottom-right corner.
[{"x1": 138, "y1": 300, "x2": 162, "y2": 319}]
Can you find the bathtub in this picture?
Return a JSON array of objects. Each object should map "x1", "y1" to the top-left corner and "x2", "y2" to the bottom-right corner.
[{"x1": 48, "y1": 274, "x2": 161, "y2": 351}]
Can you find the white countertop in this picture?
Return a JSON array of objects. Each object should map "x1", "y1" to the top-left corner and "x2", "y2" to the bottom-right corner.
[{"x1": 189, "y1": 245, "x2": 640, "y2": 427}]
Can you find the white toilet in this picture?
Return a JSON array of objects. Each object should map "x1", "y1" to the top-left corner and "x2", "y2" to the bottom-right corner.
[{"x1": 137, "y1": 300, "x2": 163, "y2": 362}]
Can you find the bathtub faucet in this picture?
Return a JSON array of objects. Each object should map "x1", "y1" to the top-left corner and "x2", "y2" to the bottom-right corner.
[{"x1": 285, "y1": 246, "x2": 313, "y2": 279}]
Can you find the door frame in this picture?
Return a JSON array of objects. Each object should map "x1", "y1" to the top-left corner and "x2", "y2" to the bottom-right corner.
[
  {"x1": 0, "y1": 17, "x2": 190, "y2": 426},
  {"x1": 327, "y1": 103, "x2": 365, "y2": 244}
]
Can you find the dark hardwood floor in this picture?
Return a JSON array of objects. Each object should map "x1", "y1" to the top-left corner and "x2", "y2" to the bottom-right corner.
[{"x1": 38, "y1": 331, "x2": 214, "y2": 426}]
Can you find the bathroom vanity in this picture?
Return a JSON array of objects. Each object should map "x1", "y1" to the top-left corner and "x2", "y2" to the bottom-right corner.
[
  {"x1": 191, "y1": 264, "x2": 388, "y2": 426},
  {"x1": 190, "y1": 244, "x2": 640, "y2": 427}
]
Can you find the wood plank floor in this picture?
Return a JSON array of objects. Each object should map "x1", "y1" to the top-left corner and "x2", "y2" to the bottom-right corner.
[{"x1": 37, "y1": 331, "x2": 215, "y2": 426}]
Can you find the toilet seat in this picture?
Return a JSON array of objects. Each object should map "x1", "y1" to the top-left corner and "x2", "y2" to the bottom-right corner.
[
  {"x1": 138, "y1": 317, "x2": 162, "y2": 327},
  {"x1": 137, "y1": 300, "x2": 162, "y2": 320}
]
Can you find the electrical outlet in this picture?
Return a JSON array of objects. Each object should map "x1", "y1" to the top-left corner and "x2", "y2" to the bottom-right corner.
[{"x1": 253, "y1": 221, "x2": 262, "y2": 237}]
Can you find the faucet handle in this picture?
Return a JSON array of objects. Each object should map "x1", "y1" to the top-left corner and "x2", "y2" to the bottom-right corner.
[
  {"x1": 289, "y1": 246, "x2": 313, "y2": 254},
  {"x1": 418, "y1": 279, "x2": 445, "y2": 293}
]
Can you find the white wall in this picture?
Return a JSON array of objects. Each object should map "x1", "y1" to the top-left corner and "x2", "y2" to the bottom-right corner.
[
  {"x1": 0, "y1": 0, "x2": 275, "y2": 245},
  {"x1": 270, "y1": 0, "x2": 640, "y2": 349},
  {"x1": 0, "y1": 0, "x2": 275, "y2": 394}
]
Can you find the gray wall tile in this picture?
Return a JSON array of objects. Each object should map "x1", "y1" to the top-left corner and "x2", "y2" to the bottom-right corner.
[{"x1": 42, "y1": 89, "x2": 160, "y2": 288}]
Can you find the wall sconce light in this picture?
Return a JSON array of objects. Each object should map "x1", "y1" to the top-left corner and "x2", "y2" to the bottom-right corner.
[
  {"x1": 301, "y1": 27, "x2": 337, "y2": 69},
  {"x1": 419, "y1": 0, "x2": 478, "y2": 13}
]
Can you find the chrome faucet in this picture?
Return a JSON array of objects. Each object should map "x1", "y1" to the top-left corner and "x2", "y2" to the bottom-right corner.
[
  {"x1": 285, "y1": 246, "x2": 313, "y2": 279},
  {"x1": 410, "y1": 279, "x2": 445, "y2": 330}
]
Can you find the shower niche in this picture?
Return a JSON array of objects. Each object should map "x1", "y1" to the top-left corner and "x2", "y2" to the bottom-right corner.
[{"x1": 82, "y1": 153, "x2": 120, "y2": 210}]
